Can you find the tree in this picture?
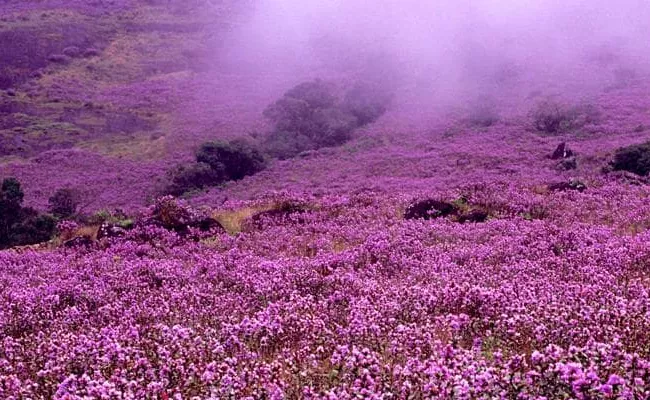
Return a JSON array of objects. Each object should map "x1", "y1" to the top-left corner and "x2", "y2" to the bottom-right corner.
[
  {"x1": 0, "y1": 178, "x2": 25, "y2": 247},
  {"x1": 48, "y1": 188, "x2": 82, "y2": 218},
  {"x1": 196, "y1": 139, "x2": 266, "y2": 181}
]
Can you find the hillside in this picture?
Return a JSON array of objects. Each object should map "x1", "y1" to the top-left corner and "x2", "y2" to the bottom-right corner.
[{"x1": 1, "y1": 1, "x2": 650, "y2": 398}]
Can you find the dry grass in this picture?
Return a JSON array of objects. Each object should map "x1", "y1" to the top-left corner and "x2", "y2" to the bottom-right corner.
[
  {"x1": 212, "y1": 204, "x2": 277, "y2": 235},
  {"x1": 54, "y1": 224, "x2": 100, "y2": 246}
]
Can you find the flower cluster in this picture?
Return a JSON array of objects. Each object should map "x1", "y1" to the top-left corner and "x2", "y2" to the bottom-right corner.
[{"x1": 1, "y1": 187, "x2": 649, "y2": 398}]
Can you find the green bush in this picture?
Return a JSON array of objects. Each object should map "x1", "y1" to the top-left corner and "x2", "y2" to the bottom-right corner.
[
  {"x1": 532, "y1": 101, "x2": 576, "y2": 134},
  {"x1": 48, "y1": 187, "x2": 81, "y2": 218},
  {"x1": 0, "y1": 178, "x2": 56, "y2": 249},
  {"x1": 263, "y1": 130, "x2": 315, "y2": 160},
  {"x1": 262, "y1": 79, "x2": 390, "y2": 159},
  {"x1": 9, "y1": 211, "x2": 57, "y2": 247},
  {"x1": 611, "y1": 141, "x2": 650, "y2": 176},
  {"x1": 164, "y1": 162, "x2": 224, "y2": 196},
  {"x1": 196, "y1": 139, "x2": 266, "y2": 181}
]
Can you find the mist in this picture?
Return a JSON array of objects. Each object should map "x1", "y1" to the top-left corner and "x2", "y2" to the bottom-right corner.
[{"x1": 217, "y1": 0, "x2": 650, "y2": 115}]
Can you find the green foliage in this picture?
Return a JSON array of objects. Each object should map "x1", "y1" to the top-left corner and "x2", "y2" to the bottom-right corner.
[
  {"x1": 164, "y1": 162, "x2": 223, "y2": 196},
  {"x1": 262, "y1": 79, "x2": 390, "y2": 159},
  {"x1": 611, "y1": 141, "x2": 650, "y2": 176},
  {"x1": 263, "y1": 130, "x2": 315, "y2": 160},
  {"x1": 0, "y1": 177, "x2": 25, "y2": 247},
  {"x1": 532, "y1": 101, "x2": 600, "y2": 135},
  {"x1": 10, "y1": 211, "x2": 57, "y2": 247},
  {"x1": 196, "y1": 139, "x2": 266, "y2": 181},
  {"x1": 0, "y1": 177, "x2": 56, "y2": 248},
  {"x1": 1, "y1": 177, "x2": 24, "y2": 205},
  {"x1": 48, "y1": 187, "x2": 81, "y2": 218}
]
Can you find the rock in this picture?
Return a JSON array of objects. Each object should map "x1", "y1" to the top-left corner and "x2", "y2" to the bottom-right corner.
[
  {"x1": 6, "y1": 89, "x2": 16, "y2": 97},
  {"x1": 458, "y1": 209, "x2": 489, "y2": 223},
  {"x1": 64, "y1": 236, "x2": 94, "y2": 248},
  {"x1": 96, "y1": 223, "x2": 128, "y2": 240},
  {"x1": 47, "y1": 54, "x2": 71, "y2": 64},
  {"x1": 556, "y1": 157, "x2": 577, "y2": 171},
  {"x1": 62, "y1": 46, "x2": 81, "y2": 57},
  {"x1": 83, "y1": 47, "x2": 101, "y2": 58},
  {"x1": 551, "y1": 142, "x2": 574, "y2": 159},
  {"x1": 404, "y1": 199, "x2": 457, "y2": 220},
  {"x1": 548, "y1": 180, "x2": 587, "y2": 192},
  {"x1": 188, "y1": 217, "x2": 224, "y2": 232}
]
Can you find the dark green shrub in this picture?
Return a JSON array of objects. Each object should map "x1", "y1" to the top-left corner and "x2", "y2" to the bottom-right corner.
[
  {"x1": 532, "y1": 101, "x2": 600, "y2": 135},
  {"x1": 283, "y1": 79, "x2": 337, "y2": 109},
  {"x1": 0, "y1": 178, "x2": 56, "y2": 248},
  {"x1": 262, "y1": 80, "x2": 340, "y2": 138},
  {"x1": 0, "y1": 178, "x2": 25, "y2": 247},
  {"x1": 164, "y1": 162, "x2": 223, "y2": 196},
  {"x1": 532, "y1": 101, "x2": 575, "y2": 134},
  {"x1": 263, "y1": 130, "x2": 315, "y2": 160},
  {"x1": 262, "y1": 79, "x2": 391, "y2": 159},
  {"x1": 310, "y1": 107, "x2": 359, "y2": 147},
  {"x1": 611, "y1": 141, "x2": 650, "y2": 176},
  {"x1": 9, "y1": 211, "x2": 57, "y2": 247},
  {"x1": 1, "y1": 177, "x2": 24, "y2": 204},
  {"x1": 466, "y1": 97, "x2": 499, "y2": 128},
  {"x1": 48, "y1": 187, "x2": 81, "y2": 218},
  {"x1": 263, "y1": 96, "x2": 317, "y2": 134},
  {"x1": 196, "y1": 139, "x2": 266, "y2": 181}
]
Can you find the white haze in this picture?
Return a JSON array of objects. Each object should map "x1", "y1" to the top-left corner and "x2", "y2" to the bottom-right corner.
[{"x1": 217, "y1": 0, "x2": 650, "y2": 112}]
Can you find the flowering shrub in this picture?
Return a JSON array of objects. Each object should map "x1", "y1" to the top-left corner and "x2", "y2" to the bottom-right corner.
[{"x1": 1, "y1": 188, "x2": 650, "y2": 398}]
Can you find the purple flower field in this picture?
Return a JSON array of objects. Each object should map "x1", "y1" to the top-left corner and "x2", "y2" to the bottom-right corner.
[{"x1": 2, "y1": 0, "x2": 650, "y2": 398}]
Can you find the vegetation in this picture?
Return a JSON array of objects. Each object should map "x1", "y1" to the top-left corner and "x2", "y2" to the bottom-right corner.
[
  {"x1": 532, "y1": 100, "x2": 601, "y2": 135},
  {"x1": 196, "y1": 139, "x2": 266, "y2": 181},
  {"x1": 164, "y1": 162, "x2": 223, "y2": 196},
  {"x1": 611, "y1": 140, "x2": 650, "y2": 176},
  {"x1": 263, "y1": 79, "x2": 390, "y2": 159},
  {"x1": 48, "y1": 187, "x2": 82, "y2": 218},
  {"x1": 163, "y1": 139, "x2": 266, "y2": 197},
  {"x1": 0, "y1": 177, "x2": 56, "y2": 249}
]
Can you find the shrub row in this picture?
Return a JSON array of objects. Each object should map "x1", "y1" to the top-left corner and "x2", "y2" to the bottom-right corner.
[{"x1": 163, "y1": 79, "x2": 391, "y2": 196}]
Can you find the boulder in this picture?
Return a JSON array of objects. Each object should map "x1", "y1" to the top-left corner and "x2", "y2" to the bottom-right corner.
[
  {"x1": 556, "y1": 157, "x2": 577, "y2": 171},
  {"x1": 551, "y1": 142, "x2": 574, "y2": 159},
  {"x1": 404, "y1": 199, "x2": 457, "y2": 220},
  {"x1": 63, "y1": 236, "x2": 94, "y2": 248},
  {"x1": 96, "y1": 223, "x2": 128, "y2": 240},
  {"x1": 47, "y1": 54, "x2": 71, "y2": 64},
  {"x1": 548, "y1": 180, "x2": 587, "y2": 192},
  {"x1": 62, "y1": 46, "x2": 81, "y2": 57},
  {"x1": 458, "y1": 209, "x2": 489, "y2": 223},
  {"x1": 188, "y1": 217, "x2": 224, "y2": 233}
]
